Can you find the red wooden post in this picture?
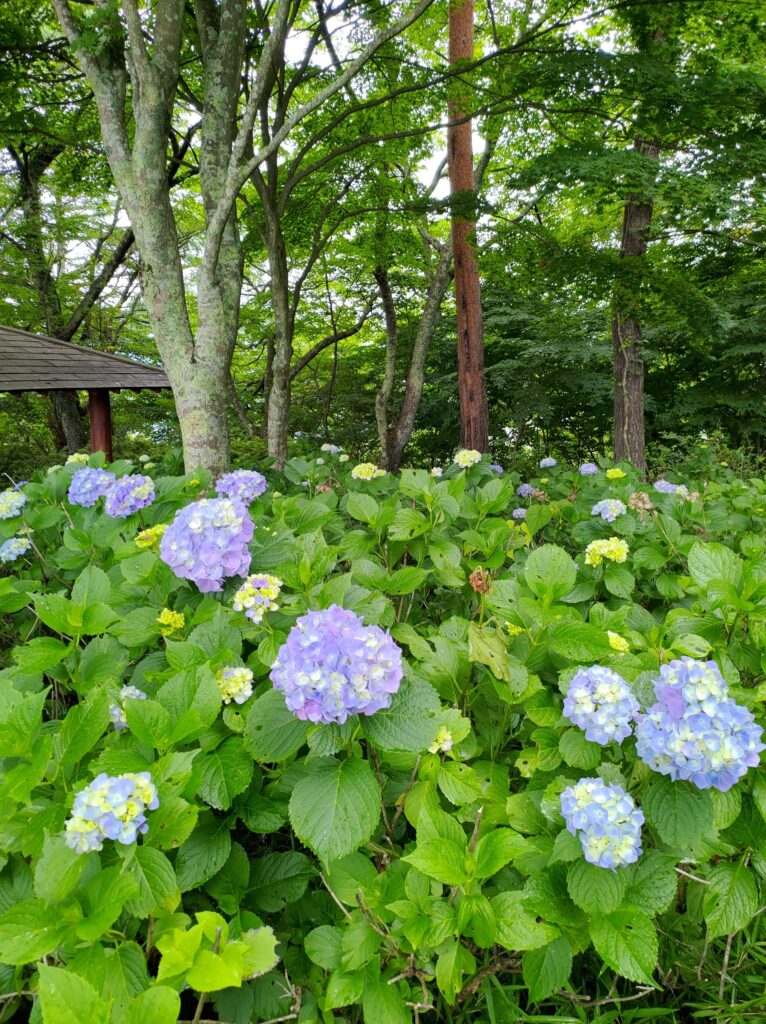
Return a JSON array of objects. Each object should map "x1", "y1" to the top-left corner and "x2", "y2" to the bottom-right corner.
[{"x1": 88, "y1": 388, "x2": 113, "y2": 462}]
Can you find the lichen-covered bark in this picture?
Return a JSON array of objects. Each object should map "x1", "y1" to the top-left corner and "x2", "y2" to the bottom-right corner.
[{"x1": 374, "y1": 267, "x2": 399, "y2": 468}]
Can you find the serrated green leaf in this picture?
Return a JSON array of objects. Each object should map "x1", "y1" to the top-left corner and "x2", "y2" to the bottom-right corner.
[
  {"x1": 289, "y1": 757, "x2": 380, "y2": 862},
  {"x1": 589, "y1": 907, "x2": 658, "y2": 985}
]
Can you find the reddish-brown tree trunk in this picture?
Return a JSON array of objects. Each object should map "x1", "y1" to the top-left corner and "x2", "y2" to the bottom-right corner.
[
  {"x1": 447, "y1": 0, "x2": 488, "y2": 452},
  {"x1": 611, "y1": 137, "x2": 660, "y2": 472}
]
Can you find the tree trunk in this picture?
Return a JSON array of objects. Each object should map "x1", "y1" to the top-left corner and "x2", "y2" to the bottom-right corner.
[
  {"x1": 374, "y1": 266, "x2": 399, "y2": 468},
  {"x1": 447, "y1": 0, "x2": 488, "y2": 452},
  {"x1": 611, "y1": 136, "x2": 660, "y2": 472},
  {"x1": 264, "y1": 214, "x2": 293, "y2": 467}
]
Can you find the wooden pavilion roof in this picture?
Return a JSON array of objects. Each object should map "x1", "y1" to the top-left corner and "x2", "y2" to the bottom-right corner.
[{"x1": 0, "y1": 325, "x2": 170, "y2": 392}]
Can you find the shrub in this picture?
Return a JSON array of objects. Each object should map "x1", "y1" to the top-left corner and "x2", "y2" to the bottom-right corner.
[{"x1": 0, "y1": 450, "x2": 765, "y2": 1022}]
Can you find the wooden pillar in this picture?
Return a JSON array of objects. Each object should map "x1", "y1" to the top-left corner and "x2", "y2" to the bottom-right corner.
[{"x1": 88, "y1": 388, "x2": 113, "y2": 462}]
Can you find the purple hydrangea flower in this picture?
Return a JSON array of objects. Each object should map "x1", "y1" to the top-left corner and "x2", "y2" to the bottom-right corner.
[
  {"x1": 104, "y1": 474, "x2": 155, "y2": 517},
  {"x1": 635, "y1": 658, "x2": 764, "y2": 791},
  {"x1": 591, "y1": 498, "x2": 627, "y2": 522},
  {"x1": 160, "y1": 497, "x2": 253, "y2": 592},
  {"x1": 68, "y1": 467, "x2": 116, "y2": 508},
  {"x1": 0, "y1": 536, "x2": 32, "y2": 563},
  {"x1": 560, "y1": 778, "x2": 644, "y2": 868},
  {"x1": 539, "y1": 457, "x2": 557, "y2": 468},
  {"x1": 489, "y1": 464, "x2": 504, "y2": 474},
  {"x1": 517, "y1": 483, "x2": 535, "y2": 498},
  {"x1": 270, "y1": 605, "x2": 403, "y2": 724},
  {"x1": 579, "y1": 462, "x2": 599, "y2": 475},
  {"x1": 511, "y1": 507, "x2": 527, "y2": 520},
  {"x1": 653, "y1": 479, "x2": 688, "y2": 497},
  {"x1": 215, "y1": 469, "x2": 268, "y2": 505},
  {"x1": 563, "y1": 666, "x2": 639, "y2": 745},
  {"x1": 64, "y1": 771, "x2": 159, "y2": 853}
]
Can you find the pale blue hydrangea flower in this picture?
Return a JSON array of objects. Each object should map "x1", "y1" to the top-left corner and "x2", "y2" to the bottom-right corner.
[
  {"x1": 109, "y1": 685, "x2": 148, "y2": 731},
  {"x1": 232, "y1": 573, "x2": 282, "y2": 624},
  {"x1": 539, "y1": 457, "x2": 557, "y2": 468},
  {"x1": 560, "y1": 778, "x2": 644, "y2": 868},
  {"x1": 320, "y1": 443, "x2": 342, "y2": 454},
  {"x1": 0, "y1": 489, "x2": 26, "y2": 519},
  {"x1": 68, "y1": 467, "x2": 116, "y2": 507},
  {"x1": 215, "y1": 469, "x2": 268, "y2": 505},
  {"x1": 104, "y1": 474, "x2": 155, "y2": 517},
  {"x1": 270, "y1": 605, "x2": 403, "y2": 724},
  {"x1": 64, "y1": 771, "x2": 159, "y2": 853},
  {"x1": 563, "y1": 666, "x2": 639, "y2": 745},
  {"x1": 635, "y1": 658, "x2": 764, "y2": 791},
  {"x1": 579, "y1": 462, "x2": 599, "y2": 475},
  {"x1": 160, "y1": 497, "x2": 253, "y2": 592},
  {"x1": 489, "y1": 464, "x2": 504, "y2": 474},
  {"x1": 0, "y1": 536, "x2": 32, "y2": 563},
  {"x1": 591, "y1": 498, "x2": 627, "y2": 522},
  {"x1": 511, "y1": 507, "x2": 527, "y2": 520},
  {"x1": 517, "y1": 483, "x2": 535, "y2": 497}
]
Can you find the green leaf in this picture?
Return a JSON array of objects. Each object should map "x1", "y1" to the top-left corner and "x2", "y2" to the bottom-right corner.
[
  {"x1": 492, "y1": 891, "x2": 560, "y2": 950},
  {"x1": 196, "y1": 737, "x2": 253, "y2": 810},
  {"x1": 38, "y1": 965, "x2": 108, "y2": 1024},
  {"x1": 305, "y1": 925, "x2": 343, "y2": 970},
  {"x1": 704, "y1": 862, "x2": 759, "y2": 938},
  {"x1": 158, "y1": 665, "x2": 221, "y2": 745},
  {"x1": 326, "y1": 970, "x2": 365, "y2": 1009},
  {"x1": 435, "y1": 939, "x2": 475, "y2": 1004},
  {"x1": 522, "y1": 935, "x2": 572, "y2": 1002},
  {"x1": 175, "y1": 816, "x2": 232, "y2": 891},
  {"x1": 566, "y1": 859, "x2": 625, "y2": 915},
  {"x1": 362, "y1": 676, "x2": 440, "y2": 752},
  {"x1": 346, "y1": 491, "x2": 379, "y2": 525},
  {"x1": 124, "y1": 846, "x2": 179, "y2": 916},
  {"x1": 472, "y1": 829, "x2": 529, "y2": 878},
  {"x1": 643, "y1": 776, "x2": 714, "y2": 849},
  {"x1": 385, "y1": 566, "x2": 429, "y2": 595},
  {"x1": 33, "y1": 832, "x2": 88, "y2": 904},
  {"x1": 549, "y1": 621, "x2": 613, "y2": 661},
  {"x1": 13, "y1": 636, "x2": 69, "y2": 672},
  {"x1": 0, "y1": 898, "x2": 71, "y2": 963},
  {"x1": 126, "y1": 988, "x2": 181, "y2": 1024},
  {"x1": 624, "y1": 851, "x2": 678, "y2": 913},
  {"x1": 363, "y1": 974, "x2": 412, "y2": 1023},
  {"x1": 124, "y1": 698, "x2": 172, "y2": 750},
  {"x1": 243, "y1": 688, "x2": 309, "y2": 762},
  {"x1": 71, "y1": 565, "x2": 111, "y2": 606},
  {"x1": 54, "y1": 690, "x2": 110, "y2": 767},
  {"x1": 604, "y1": 564, "x2": 634, "y2": 599},
  {"x1": 403, "y1": 839, "x2": 468, "y2": 885},
  {"x1": 558, "y1": 729, "x2": 602, "y2": 769},
  {"x1": 388, "y1": 507, "x2": 429, "y2": 541},
  {"x1": 688, "y1": 541, "x2": 743, "y2": 589},
  {"x1": 524, "y1": 544, "x2": 577, "y2": 602},
  {"x1": 289, "y1": 757, "x2": 380, "y2": 862},
  {"x1": 249, "y1": 851, "x2": 315, "y2": 912},
  {"x1": 589, "y1": 908, "x2": 658, "y2": 985},
  {"x1": 144, "y1": 795, "x2": 199, "y2": 850}
]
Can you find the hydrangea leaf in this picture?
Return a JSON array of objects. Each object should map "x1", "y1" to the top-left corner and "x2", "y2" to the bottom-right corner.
[
  {"x1": 361, "y1": 676, "x2": 440, "y2": 752},
  {"x1": 704, "y1": 861, "x2": 759, "y2": 938},
  {"x1": 642, "y1": 776, "x2": 714, "y2": 850},
  {"x1": 566, "y1": 859, "x2": 625, "y2": 915},
  {"x1": 196, "y1": 737, "x2": 252, "y2": 810},
  {"x1": 289, "y1": 757, "x2": 380, "y2": 862},
  {"x1": 522, "y1": 934, "x2": 573, "y2": 1002},
  {"x1": 492, "y1": 891, "x2": 560, "y2": 950},
  {"x1": 243, "y1": 688, "x2": 310, "y2": 762},
  {"x1": 523, "y1": 544, "x2": 577, "y2": 603},
  {"x1": 38, "y1": 964, "x2": 108, "y2": 1024},
  {"x1": 589, "y1": 907, "x2": 658, "y2": 985}
]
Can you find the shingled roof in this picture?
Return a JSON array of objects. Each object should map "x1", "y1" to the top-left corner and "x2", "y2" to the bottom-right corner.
[{"x1": 0, "y1": 325, "x2": 170, "y2": 392}]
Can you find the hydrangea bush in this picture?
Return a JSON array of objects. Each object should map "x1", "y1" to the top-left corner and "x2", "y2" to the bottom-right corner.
[{"x1": 0, "y1": 451, "x2": 765, "y2": 1021}]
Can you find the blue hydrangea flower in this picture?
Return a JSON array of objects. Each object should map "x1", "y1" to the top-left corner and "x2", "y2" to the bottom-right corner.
[
  {"x1": 539, "y1": 457, "x2": 557, "y2": 468},
  {"x1": 560, "y1": 778, "x2": 644, "y2": 868},
  {"x1": 517, "y1": 483, "x2": 535, "y2": 497},
  {"x1": 511, "y1": 507, "x2": 527, "y2": 520},
  {"x1": 215, "y1": 469, "x2": 268, "y2": 505},
  {"x1": 320, "y1": 443, "x2": 342, "y2": 454},
  {"x1": 579, "y1": 462, "x2": 599, "y2": 475},
  {"x1": 109, "y1": 685, "x2": 148, "y2": 731},
  {"x1": 270, "y1": 605, "x2": 403, "y2": 724},
  {"x1": 654, "y1": 479, "x2": 688, "y2": 497},
  {"x1": 0, "y1": 489, "x2": 26, "y2": 519},
  {"x1": 563, "y1": 666, "x2": 639, "y2": 745},
  {"x1": 68, "y1": 467, "x2": 116, "y2": 508},
  {"x1": 64, "y1": 771, "x2": 159, "y2": 853},
  {"x1": 160, "y1": 497, "x2": 253, "y2": 592},
  {"x1": 635, "y1": 658, "x2": 764, "y2": 791},
  {"x1": 591, "y1": 498, "x2": 627, "y2": 522},
  {"x1": 104, "y1": 474, "x2": 155, "y2": 517},
  {"x1": 489, "y1": 464, "x2": 504, "y2": 474},
  {"x1": 0, "y1": 536, "x2": 32, "y2": 563}
]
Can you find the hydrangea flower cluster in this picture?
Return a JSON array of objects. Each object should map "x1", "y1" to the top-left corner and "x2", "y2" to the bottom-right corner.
[
  {"x1": 159, "y1": 498, "x2": 253, "y2": 592},
  {"x1": 109, "y1": 685, "x2": 148, "y2": 731},
  {"x1": 635, "y1": 658, "x2": 764, "y2": 791},
  {"x1": 606, "y1": 467, "x2": 626, "y2": 480},
  {"x1": 339, "y1": 453, "x2": 350, "y2": 463},
  {"x1": 579, "y1": 462, "x2": 599, "y2": 475},
  {"x1": 591, "y1": 498, "x2": 627, "y2": 522},
  {"x1": 232, "y1": 573, "x2": 282, "y2": 624},
  {"x1": 65, "y1": 452, "x2": 89, "y2": 465},
  {"x1": 654, "y1": 479, "x2": 688, "y2": 496},
  {"x1": 64, "y1": 772, "x2": 159, "y2": 853},
  {"x1": 563, "y1": 666, "x2": 639, "y2": 744},
  {"x1": 215, "y1": 469, "x2": 268, "y2": 505},
  {"x1": 351, "y1": 463, "x2": 385, "y2": 480},
  {"x1": 0, "y1": 489, "x2": 26, "y2": 519},
  {"x1": 584, "y1": 537, "x2": 629, "y2": 566},
  {"x1": 270, "y1": 605, "x2": 403, "y2": 724},
  {"x1": 157, "y1": 608, "x2": 185, "y2": 636},
  {"x1": 489, "y1": 463, "x2": 504, "y2": 474},
  {"x1": 454, "y1": 449, "x2": 482, "y2": 468},
  {"x1": 511, "y1": 507, "x2": 527, "y2": 520},
  {"x1": 429, "y1": 725, "x2": 454, "y2": 753},
  {"x1": 104, "y1": 474, "x2": 155, "y2": 517},
  {"x1": 320, "y1": 443, "x2": 342, "y2": 454},
  {"x1": 68, "y1": 467, "x2": 116, "y2": 508},
  {"x1": 216, "y1": 666, "x2": 254, "y2": 705},
  {"x1": 517, "y1": 483, "x2": 535, "y2": 498},
  {"x1": 560, "y1": 778, "x2": 644, "y2": 868},
  {"x1": 607, "y1": 631, "x2": 629, "y2": 653},
  {"x1": 0, "y1": 536, "x2": 32, "y2": 563},
  {"x1": 539, "y1": 457, "x2": 557, "y2": 468},
  {"x1": 430, "y1": 466, "x2": 443, "y2": 477},
  {"x1": 135, "y1": 523, "x2": 168, "y2": 549}
]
